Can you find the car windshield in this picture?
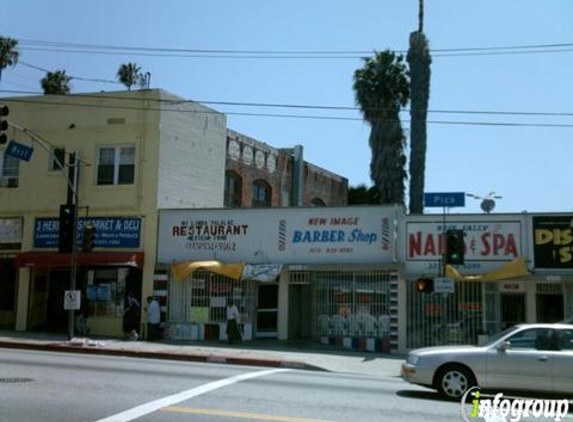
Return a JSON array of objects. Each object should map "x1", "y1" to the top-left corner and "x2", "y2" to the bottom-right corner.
[{"x1": 481, "y1": 326, "x2": 521, "y2": 347}]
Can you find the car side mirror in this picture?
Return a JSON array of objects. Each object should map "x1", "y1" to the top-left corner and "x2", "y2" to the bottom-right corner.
[{"x1": 496, "y1": 341, "x2": 511, "y2": 352}]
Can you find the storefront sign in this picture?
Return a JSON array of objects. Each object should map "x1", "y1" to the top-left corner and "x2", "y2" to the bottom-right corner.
[
  {"x1": 34, "y1": 217, "x2": 141, "y2": 249},
  {"x1": 158, "y1": 206, "x2": 400, "y2": 265},
  {"x1": 0, "y1": 217, "x2": 22, "y2": 247},
  {"x1": 406, "y1": 217, "x2": 524, "y2": 274},
  {"x1": 533, "y1": 215, "x2": 573, "y2": 269}
]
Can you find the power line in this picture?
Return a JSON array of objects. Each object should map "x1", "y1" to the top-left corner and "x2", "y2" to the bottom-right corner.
[
  {"x1": 18, "y1": 38, "x2": 573, "y2": 57},
  {"x1": 2, "y1": 89, "x2": 572, "y2": 118},
  {"x1": 19, "y1": 62, "x2": 120, "y2": 85},
  {"x1": 2, "y1": 94, "x2": 572, "y2": 128}
]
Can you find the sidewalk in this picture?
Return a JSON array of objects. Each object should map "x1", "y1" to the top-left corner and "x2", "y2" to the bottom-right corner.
[{"x1": 0, "y1": 330, "x2": 404, "y2": 378}]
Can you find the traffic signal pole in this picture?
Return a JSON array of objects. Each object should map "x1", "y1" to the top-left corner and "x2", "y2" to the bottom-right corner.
[{"x1": 67, "y1": 153, "x2": 80, "y2": 341}]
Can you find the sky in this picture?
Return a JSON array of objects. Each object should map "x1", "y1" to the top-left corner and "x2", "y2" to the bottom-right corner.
[{"x1": 1, "y1": 0, "x2": 572, "y2": 214}]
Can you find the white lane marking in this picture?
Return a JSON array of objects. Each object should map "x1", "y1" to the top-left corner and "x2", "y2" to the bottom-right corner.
[{"x1": 93, "y1": 368, "x2": 290, "y2": 422}]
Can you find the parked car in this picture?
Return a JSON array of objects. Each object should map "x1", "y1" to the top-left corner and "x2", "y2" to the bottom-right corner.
[{"x1": 401, "y1": 323, "x2": 573, "y2": 399}]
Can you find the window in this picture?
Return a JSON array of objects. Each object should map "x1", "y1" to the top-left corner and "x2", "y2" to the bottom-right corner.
[
  {"x1": 50, "y1": 148, "x2": 66, "y2": 171},
  {"x1": 507, "y1": 328, "x2": 556, "y2": 351},
  {"x1": 0, "y1": 150, "x2": 19, "y2": 188},
  {"x1": 96, "y1": 146, "x2": 135, "y2": 185},
  {"x1": 311, "y1": 198, "x2": 326, "y2": 206},
  {"x1": 252, "y1": 180, "x2": 271, "y2": 207},
  {"x1": 224, "y1": 171, "x2": 242, "y2": 207}
]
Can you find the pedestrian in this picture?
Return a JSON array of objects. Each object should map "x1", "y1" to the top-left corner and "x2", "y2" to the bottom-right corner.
[
  {"x1": 123, "y1": 292, "x2": 140, "y2": 340},
  {"x1": 226, "y1": 299, "x2": 242, "y2": 345},
  {"x1": 146, "y1": 296, "x2": 161, "y2": 341}
]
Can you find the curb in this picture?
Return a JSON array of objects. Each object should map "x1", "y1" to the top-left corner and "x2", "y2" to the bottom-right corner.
[{"x1": 0, "y1": 340, "x2": 324, "y2": 371}]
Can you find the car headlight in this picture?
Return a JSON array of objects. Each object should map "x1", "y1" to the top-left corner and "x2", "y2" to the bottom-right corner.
[{"x1": 407, "y1": 355, "x2": 420, "y2": 365}]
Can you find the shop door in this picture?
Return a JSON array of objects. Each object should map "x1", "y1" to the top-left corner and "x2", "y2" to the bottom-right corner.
[
  {"x1": 46, "y1": 270, "x2": 70, "y2": 331},
  {"x1": 256, "y1": 284, "x2": 278, "y2": 338},
  {"x1": 537, "y1": 294, "x2": 564, "y2": 323},
  {"x1": 500, "y1": 294, "x2": 525, "y2": 330}
]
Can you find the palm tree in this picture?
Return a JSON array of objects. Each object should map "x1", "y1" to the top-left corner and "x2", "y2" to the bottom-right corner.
[
  {"x1": 353, "y1": 50, "x2": 410, "y2": 205},
  {"x1": 117, "y1": 63, "x2": 142, "y2": 91},
  {"x1": 407, "y1": 0, "x2": 432, "y2": 214},
  {"x1": 0, "y1": 36, "x2": 20, "y2": 82},
  {"x1": 40, "y1": 70, "x2": 72, "y2": 95}
]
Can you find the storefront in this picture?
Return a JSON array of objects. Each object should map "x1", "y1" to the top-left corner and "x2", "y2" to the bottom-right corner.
[
  {"x1": 14, "y1": 215, "x2": 145, "y2": 336},
  {"x1": 0, "y1": 217, "x2": 22, "y2": 328},
  {"x1": 157, "y1": 206, "x2": 403, "y2": 352},
  {"x1": 531, "y1": 214, "x2": 573, "y2": 322},
  {"x1": 404, "y1": 215, "x2": 531, "y2": 349}
]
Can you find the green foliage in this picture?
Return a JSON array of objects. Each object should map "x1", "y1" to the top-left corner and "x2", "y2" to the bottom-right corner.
[
  {"x1": 117, "y1": 63, "x2": 142, "y2": 91},
  {"x1": 407, "y1": 31, "x2": 432, "y2": 214},
  {"x1": 348, "y1": 184, "x2": 379, "y2": 205},
  {"x1": 40, "y1": 70, "x2": 72, "y2": 95},
  {"x1": 353, "y1": 50, "x2": 410, "y2": 206},
  {"x1": 0, "y1": 36, "x2": 20, "y2": 82}
]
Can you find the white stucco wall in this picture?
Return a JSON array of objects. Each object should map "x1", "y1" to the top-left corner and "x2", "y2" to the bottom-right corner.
[{"x1": 157, "y1": 92, "x2": 226, "y2": 209}]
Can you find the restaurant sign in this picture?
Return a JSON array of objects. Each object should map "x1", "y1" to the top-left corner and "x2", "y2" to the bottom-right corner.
[
  {"x1": 34, "y1": 217, "x2": 141, "y2": 249},
  {"x1": 533, "y1": 215, "x2": 573, "y2": 269},
  {"x1": 158, "y1": 206, "x2": 400, "y2": 265}
]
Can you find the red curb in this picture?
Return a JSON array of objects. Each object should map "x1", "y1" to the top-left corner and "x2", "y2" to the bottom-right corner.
[{"x1": 0, "y1": 341, "x2": 322, "y2": 371}]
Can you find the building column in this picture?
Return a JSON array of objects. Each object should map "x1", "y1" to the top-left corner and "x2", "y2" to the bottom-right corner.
[
  {"x1": 15, "y1": 268, "x2": 30, "y2": 331},
  {"x1": 525, "y1": 280, "x2": 537, "y2": 323},
  {"x1": 277, "y1": 269, "x2": 289, "y2": 340}
]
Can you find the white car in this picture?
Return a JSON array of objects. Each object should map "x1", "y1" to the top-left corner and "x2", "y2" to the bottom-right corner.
[{"x1": 401, "y1": 323, "x2": 573, "y2": 399}]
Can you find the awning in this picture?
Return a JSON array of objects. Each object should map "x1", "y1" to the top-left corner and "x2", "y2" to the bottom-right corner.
[
  {"x1": 172, "y1": 260, "x2": 244, "y2": 282},
  {"x1": 445, "y1": 257, "x2": 530, "y2": 282},
  {"x1": 14, "y1": 251, "x2": 144, "y2": 269}
]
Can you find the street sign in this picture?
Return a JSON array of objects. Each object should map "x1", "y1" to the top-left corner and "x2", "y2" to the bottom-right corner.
[
  {"x1": 424, "y1": 192, "x2": 465, "y2": 208},
  {"x1": 5, "y1": 140, "x2": 34, "y2": 162},
  {"x1": 64, "y1": 290, "x2": 81, "y2": 310},
  {"x1": 434, "y1": 277, "x2": 455, "y2": 294}
]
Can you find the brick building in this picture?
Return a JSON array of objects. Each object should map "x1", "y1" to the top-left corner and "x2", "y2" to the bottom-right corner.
[{"x1": 224, "y1": 130, "x2": 348, "y2": 208}]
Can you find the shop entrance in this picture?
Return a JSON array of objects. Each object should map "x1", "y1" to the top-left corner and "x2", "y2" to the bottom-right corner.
[
  {"x1": 256, "y1": 284, "x2": 278, "y2": 338},
  {"x1": 537, "y1": 294, "x2": 564, "y2": 323},
  {"x1": 500, "y1": 294, "x2": 525, "y2": 329}
]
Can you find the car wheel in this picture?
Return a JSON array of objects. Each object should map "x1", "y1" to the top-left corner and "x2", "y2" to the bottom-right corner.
[{"x1": 436, "y1": 365, "x2": 475, "y2": 399}]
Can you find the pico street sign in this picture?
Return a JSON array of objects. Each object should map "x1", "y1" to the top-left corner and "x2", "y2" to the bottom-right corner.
[
  {"x1": 5, "y1": 140, "x2": 34, "y2": 162},
  {"x1": 424, "y1": 192, "x2": 465, "y2": 208}
]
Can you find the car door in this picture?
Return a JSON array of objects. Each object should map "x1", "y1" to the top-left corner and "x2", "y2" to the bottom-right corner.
[
  {"x1": 553, "y1": 328, "x2": 573, "y2": 394},
  {"x1": 486, "y1": 328, "x2": 555, "y2": 392}
]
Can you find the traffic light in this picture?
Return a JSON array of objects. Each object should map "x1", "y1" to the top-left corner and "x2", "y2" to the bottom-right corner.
[
  {"x1": 416, "y1": 278, "x2": 434, "y2": 293},
  {"x1": 0, "y1": 105, "x2": 9, "y2": 145},
  {"x1": 82, "y1": 225, "x2": 96, "y2": 252},
  {"x1": 446, "y1": 229, "x2": 465, "y2": 265},
  {"x1": 58, "y1": 204, "x2": 76, "y2": 253}
]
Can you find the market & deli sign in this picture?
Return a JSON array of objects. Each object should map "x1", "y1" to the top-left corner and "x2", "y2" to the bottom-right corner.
[{"x1": 533, "y1": 215, "x2": 573, "y2": 269}]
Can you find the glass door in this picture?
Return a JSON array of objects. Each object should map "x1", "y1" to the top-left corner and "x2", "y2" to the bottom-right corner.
[{"x1": 256, "y1": 284, "x2": 278, "y2": 338}]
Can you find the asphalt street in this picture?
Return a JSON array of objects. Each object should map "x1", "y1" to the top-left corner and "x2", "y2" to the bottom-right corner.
[{"x1": 0, "y1": 348, "x2": 466, "y2": 422}]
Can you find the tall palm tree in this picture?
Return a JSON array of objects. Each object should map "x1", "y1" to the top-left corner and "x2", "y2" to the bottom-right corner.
[
  {"x1": 117, "y1": 63, "x2": 142, "y2": 91},
  {"x1": 407, "y1": 0, "x2": 432, "y2": 214},
  {"x1": 40, "y1": 70, "x2": 72, "y2": 95},
  {"x1": 0, "y1": 36, "x2": 20, "y2": 82},
  {"x1": 354, "y1": 50, "x2": 410, "y2": 205}
]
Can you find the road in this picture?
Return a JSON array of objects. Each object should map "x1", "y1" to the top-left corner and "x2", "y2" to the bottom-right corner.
[{"x1": 0, "y1": 348, "x2": 468, "y2": 422}]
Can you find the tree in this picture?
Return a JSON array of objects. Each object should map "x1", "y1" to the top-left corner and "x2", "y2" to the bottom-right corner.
[
  {"x1": 117, "y1": 63, "x2": 142, "y2": 91},
  {"x1": 353, "y1": 50, "x2": 410, "y2": 206},
  {"x1": 41, "y1": 70, "x2": 72, "y2": 95},
  {"x1": 0, "y1": 36, "x2": 20, "y2": 82},
  {"x1": 407, "y1": 0, "x2": 432, "y2": 214},
  {"x1": 348, "y1": 184, "x2": 379, "y2": 205}
]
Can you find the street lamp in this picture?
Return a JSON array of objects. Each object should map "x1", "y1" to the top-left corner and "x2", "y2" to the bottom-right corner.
[{"x1": 466, "y1": 192, "x2": 502, "y2": 214}]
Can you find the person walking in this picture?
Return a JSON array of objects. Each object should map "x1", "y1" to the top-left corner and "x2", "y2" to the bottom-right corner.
[
  {"x1": 146, "y1": 296, "x2": 161, "y2": 341},
  {"x1": 226, "y1": 299, "x2": 242, "y2": 345},
  {"x1": 123, "y1": 292, "x2": 140, "y2": 340}
]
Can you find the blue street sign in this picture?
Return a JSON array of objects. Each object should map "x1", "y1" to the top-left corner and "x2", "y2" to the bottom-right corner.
[
  {"x1": 5, "y1": 140, "x2": 34, "y2": 162},
  {"x1": 424, "y1": 192, "x2": 466, "y2": 208}
]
